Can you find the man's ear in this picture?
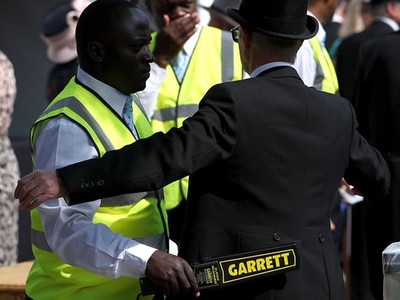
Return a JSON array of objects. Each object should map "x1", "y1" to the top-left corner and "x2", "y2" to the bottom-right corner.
[{"x1": 87, "y1": 41, "x2": 104, "y2": 62}]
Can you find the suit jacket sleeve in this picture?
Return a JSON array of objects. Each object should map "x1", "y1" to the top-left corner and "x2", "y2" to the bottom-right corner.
[{"x1": 58, "y1": 84, "x2": 237, "y2": 204}]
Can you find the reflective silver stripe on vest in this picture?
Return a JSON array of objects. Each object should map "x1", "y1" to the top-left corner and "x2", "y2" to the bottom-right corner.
[
  {"x1": 221, "y1": 30, "x2": 234, "y2": 83},
  {"x1": 152, "y1": 104, "x2": 199, "y2": 122},
  {"x1": 153, "y1": 32, "x2": 234, "y2": 122},
  {"x1": 42, "y1": 97, "x2": 115, "y2": 151},
  {"x1": 100, "y1": 191, "x2": 157, "y2": 207},
  {"x1": 42, "y1": 97, "x2": 157, "y2": 207},
  {"x1": 313, "y1": 62, "x2": 324, "y2": 91},
  {"x1": 31, "y1": 228, "x2": 167, "y2": 253}
]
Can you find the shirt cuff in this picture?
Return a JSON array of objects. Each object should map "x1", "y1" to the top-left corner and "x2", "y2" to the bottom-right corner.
[
  {"x1": 120, "y1": 238, "x2": 179, "y2": 278},
  {"x1": 121, "y1": 243, "x2": 158, "y2": 278}
]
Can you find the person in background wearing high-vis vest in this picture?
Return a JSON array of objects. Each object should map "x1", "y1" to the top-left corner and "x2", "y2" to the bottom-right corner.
[
  {"x1": 137, "y1": 0, "x2": 244, "y2": 244},
  {"x1": 294, "y1": 0, "x2": 340, "y2": 95},
  {"x1": 23, "y1": 1, "x2": 198, "y2": 299}
]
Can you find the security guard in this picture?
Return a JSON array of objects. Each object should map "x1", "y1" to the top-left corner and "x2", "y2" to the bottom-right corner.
[
  {"x1": 294, "y1": 0, "x2": 339, "y2": 95},
  {"x1": 141, "y1": 0, "x2": 244, "y2": 242},
  {"x1": 24, "y1": 1, "x2": 173, "y2": 299},
  {"x1": 27, "y1": 79, "x2": 168, "y2": 300}
]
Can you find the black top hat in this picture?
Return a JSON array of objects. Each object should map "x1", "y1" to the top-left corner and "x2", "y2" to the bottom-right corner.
[{"x1": 226, "y1": 0, "x2": 318, "y2": 40}]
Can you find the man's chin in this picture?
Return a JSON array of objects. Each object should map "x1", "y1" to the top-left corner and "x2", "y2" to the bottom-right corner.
[{"x1": 136, "y1": 82, "x2": 147, "y2": 93}]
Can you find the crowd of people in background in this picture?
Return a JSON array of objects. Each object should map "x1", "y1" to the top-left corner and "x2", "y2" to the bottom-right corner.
[{"x1": 1, "y1": 0, "x2": 400, "y2": 299}]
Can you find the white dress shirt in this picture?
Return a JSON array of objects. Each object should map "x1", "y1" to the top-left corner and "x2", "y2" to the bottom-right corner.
[
  {"x1": 374, "y1": 15, "x2": 400, "y2": 31},
  {"x1": 251, "y1": 62, "x2": 294, "y2": 78},
  {"x1": 294, "y1": 11, "x2": 325, "y2": 87},
  {"x1": 34, "y1": 67, "x2": 168, "y2": 279}
]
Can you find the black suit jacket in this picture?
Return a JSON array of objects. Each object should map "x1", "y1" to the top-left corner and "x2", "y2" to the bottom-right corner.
[
  {"x1": 352, "y1": 31, "x2": 400, "y2": 298},
  {"x1": 354, "y1": 31, "x2": 400, "y2": 152},
  {"x1": 59, "y1": 67, "x2": 389, "y2": 299},
  {"x1": 335, "y1": 20, "x2": 394, "y2": 100}
]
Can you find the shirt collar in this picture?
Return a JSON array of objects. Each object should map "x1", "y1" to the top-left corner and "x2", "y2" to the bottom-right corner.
[
  {"x1": 374, "y1": 16, "x2": 400, "y2": 31},
  {"x1": 76, "y1": 66, "x2": 128, "y2": 117},
  {"x1": 308, "y1": 10, "x2": 326, "y2": 45},
  {"x1": 181, "y1": 25, "x2": 202, "y2": 56},
  {"x1": 251, "y1": 62, "x2": 294, "y2": 78}
]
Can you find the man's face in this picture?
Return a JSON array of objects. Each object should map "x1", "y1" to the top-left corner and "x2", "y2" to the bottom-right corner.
[
  {"x1": 148, "y1": 0, "x2": 197, "y2": 29},
  {"x1": 103, "y1": 8, "x2": 154, "y2": 94}
]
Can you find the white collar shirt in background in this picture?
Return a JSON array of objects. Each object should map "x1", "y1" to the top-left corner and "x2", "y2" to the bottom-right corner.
[
  {"x1": 374, "y1": 15, "x2": 400, "y2": 31},
  {"x1": 293, "y1": 11, "x2": 325, "y2": 87}
]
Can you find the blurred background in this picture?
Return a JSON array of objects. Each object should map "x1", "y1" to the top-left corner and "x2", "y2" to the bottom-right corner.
[{"x1": 0, "y1": 0, "x2": 55, "y2": 263}]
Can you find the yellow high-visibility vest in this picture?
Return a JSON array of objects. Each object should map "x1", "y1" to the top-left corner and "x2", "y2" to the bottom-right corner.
[
  {"x1": 309, "y1": 36, "x2": 339, "y2": 95},
  {"x1": 26, "y1": 78, "x2": 168, "y2": 300},
  {"x1": 150, "y1": 26, "x2": 244, "y2": 210}
]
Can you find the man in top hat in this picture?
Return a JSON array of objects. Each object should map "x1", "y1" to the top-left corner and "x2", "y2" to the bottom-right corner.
[{"x1": 16, "y1": 0, "x2": 390, "y2": 299}]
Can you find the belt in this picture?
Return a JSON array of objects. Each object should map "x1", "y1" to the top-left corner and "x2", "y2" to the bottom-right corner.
[{"x1": 140, "y1": 243, "x2": 299, "y2": 295}]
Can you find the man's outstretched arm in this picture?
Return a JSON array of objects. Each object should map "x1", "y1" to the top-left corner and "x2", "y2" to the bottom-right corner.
[{"x1": 15, "y1": 171, "x2": 200, "y2": 297}]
